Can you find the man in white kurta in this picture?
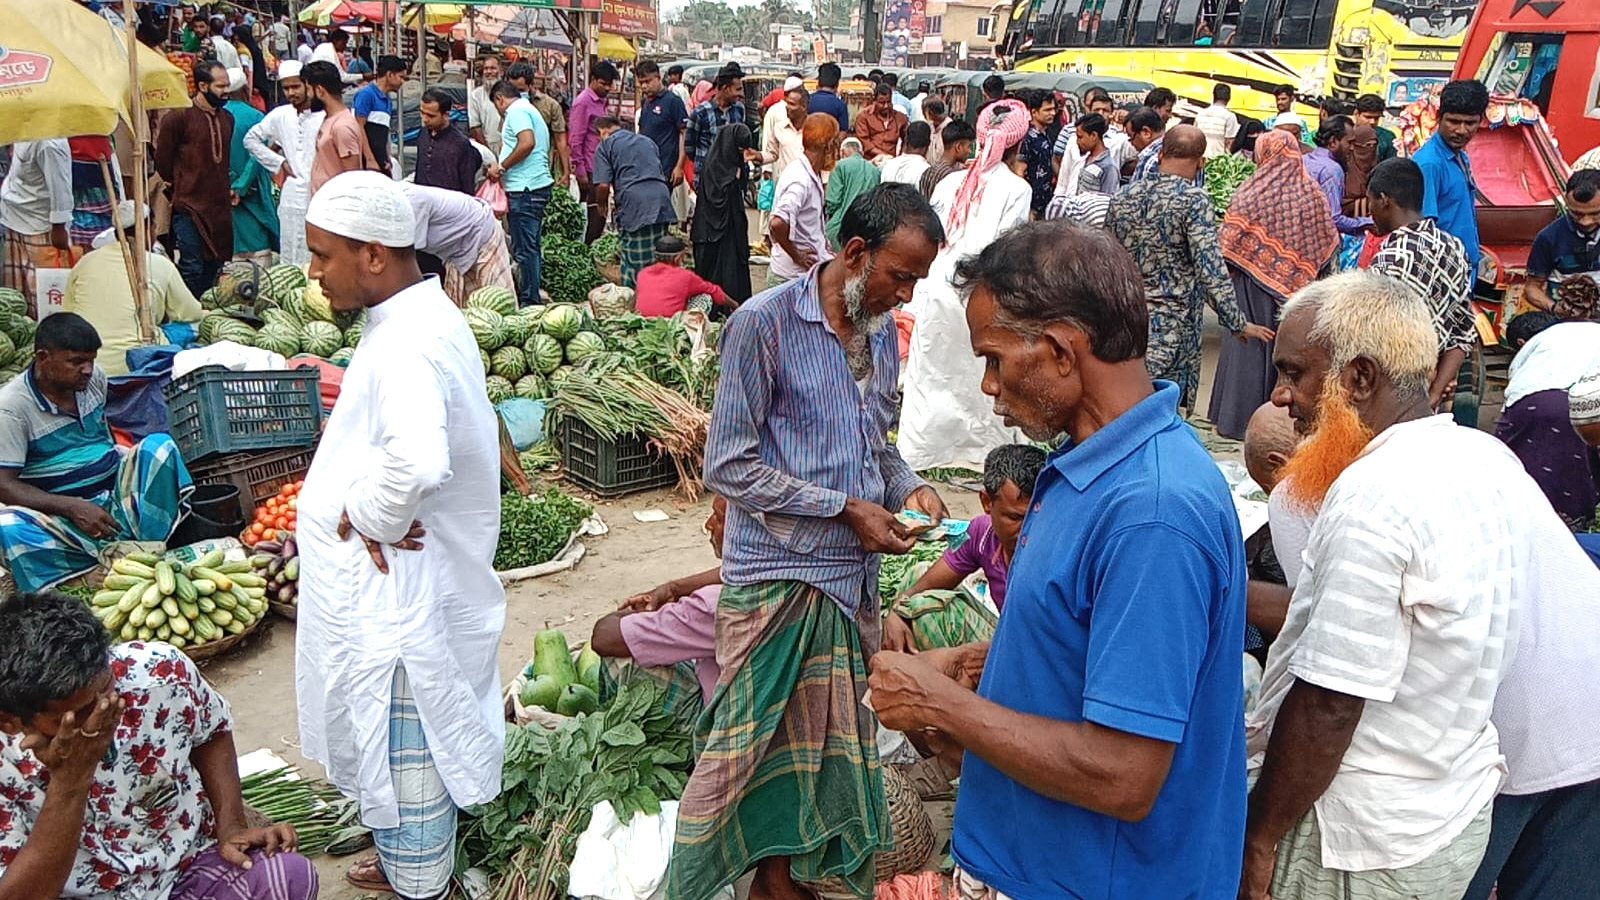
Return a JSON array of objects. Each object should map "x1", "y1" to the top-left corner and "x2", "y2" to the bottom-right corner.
[
  {"x1": 242, "y1": 61, "x2": 324, "y2": 266},
  {"x1": 897, "y1": 100, "x2": 1031, "y2": 471},
  {"x1": 295, "y1": 171, "x2": 505, "y2": 900}
]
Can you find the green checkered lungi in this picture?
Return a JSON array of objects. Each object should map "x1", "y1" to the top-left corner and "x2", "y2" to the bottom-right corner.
[
  {"x1": 665, "y1": 580, "x2": 888, "y2": 900},
  {"x1": 620, "y1": 223, "x2": 671, "y2": 288}
]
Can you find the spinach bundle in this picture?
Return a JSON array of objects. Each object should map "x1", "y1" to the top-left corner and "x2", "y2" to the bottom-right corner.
[{"x1": 494, "y1": 489, "x2": 593, "y2": 571}]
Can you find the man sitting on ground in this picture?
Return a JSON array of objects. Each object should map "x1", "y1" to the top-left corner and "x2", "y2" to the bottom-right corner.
[
  {"x1": 0, "y1": 314, "x2": 192, "y2": 592},
  {"x1": 0, "y1": 590, "x2": 316, "y2": 900},
  {"x1": 634, "y1": 235, "x2": 730, "y2": 318},
  {"x1": 882, "y1": 444, "x2": 1044, "y2": 653}
]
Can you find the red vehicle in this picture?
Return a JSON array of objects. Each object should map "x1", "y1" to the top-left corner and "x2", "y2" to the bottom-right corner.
[{"x1": 1453, "y1": 0, "x2": 1599, "y2": 166}]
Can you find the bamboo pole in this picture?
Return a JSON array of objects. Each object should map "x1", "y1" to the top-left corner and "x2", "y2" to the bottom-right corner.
[
  {"x1": 96, "y1": 158, "x2": 151, "y2": 342},
  {"x1": 123, "y1": 0, "x2": 155, "y2": 345}
]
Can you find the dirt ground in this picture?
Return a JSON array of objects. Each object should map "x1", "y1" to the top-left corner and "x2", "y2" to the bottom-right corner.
[{"x1": 205, "y1": 481, "x2": 986, "y2": 900}]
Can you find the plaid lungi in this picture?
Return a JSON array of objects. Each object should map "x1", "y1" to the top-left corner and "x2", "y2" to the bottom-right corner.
[
  {"x1": 665, "y1": 580, "x2": 888, "y2": 900},
  {"x1": 70, "y1": 171, "x2": 116, "y2": 249},
  {"x1": 620, "y1": 223, "x2": 670, "y2": 289},
  {"x1": 1269, "y1": 801, "x2": 1492, "y2": 900},
  {"x1": 444, "y1": 227, "x2": 516, "y2": 308},
  {"x1": 169, "y1": 844, "x2": 318, "y2": 900},
  {"x1": 2, "y1": 228, "x2": 60, "y2": 317},
  {"x1": 371, "y1": 664, "x2": 458, "y2": 899},
  {"x1": 0, "y1": 434, "x2": 192, "y2": 592}
]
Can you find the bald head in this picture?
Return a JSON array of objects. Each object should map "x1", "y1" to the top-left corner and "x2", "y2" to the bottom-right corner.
[
  {"x1": 1243, "y1": 401, "x2": 1299, "y2": 492},
  {"x1": 1159, "y1": 124, "x2": 1207, "y2": 180}
]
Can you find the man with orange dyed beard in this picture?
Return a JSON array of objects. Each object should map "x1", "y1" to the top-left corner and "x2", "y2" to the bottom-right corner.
[{"x1": 1238, "y1": 270, "x2": 1598, "y2": 900}]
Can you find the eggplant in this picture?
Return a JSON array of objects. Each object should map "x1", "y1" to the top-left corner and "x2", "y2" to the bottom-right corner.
[
  {"x1": 255, "y1": 540, "x2": 283, "y2": 554},
  {"x1": 281, "y1": 537, "x2": 297, "y2": 559},
  {"x1": 267, "y1": 556, "x2": 285, "y2": 577},
  {"x1": 279, "y1": 585, "x2": 296, "y2": 605}
]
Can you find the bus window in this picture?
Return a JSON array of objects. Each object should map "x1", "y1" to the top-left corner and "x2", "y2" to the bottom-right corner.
[
  {"x1": 1307, "y1": 0, "x2": 1334, "y2": 48},
  {"x1": 1276, "y1": 0, "x2": 1319, "y2": 49},
  {"x1": 1092, "y1": 0, "x2": 1129, "y2": 45},
  {"x1": 1162, "y1": 0, "x2": 1203, "y2": 45},
  {"x1": 1234, "y1": 0, "x2": 1272, "y2": 46},
  {"x1": 1131, "y1": 0, "x2": 1164, "y2": 44},
  {"x1": 1053, "y1": 0, "x2": 1090, "y2": 46}
]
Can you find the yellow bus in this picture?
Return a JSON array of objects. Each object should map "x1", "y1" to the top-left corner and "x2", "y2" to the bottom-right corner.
[{"x1": 1001, "y1": 0, "x2": 1472, "y2": 120}]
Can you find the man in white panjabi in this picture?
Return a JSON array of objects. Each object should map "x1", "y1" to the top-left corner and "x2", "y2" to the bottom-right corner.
[
  {"x1": 295, "y1": 171, "x2": 505, "y2": 900},
  {"x1": 897, "y1": 100, "x2": 1029, "y2": 471},
  {"x1": 242, "y1": 60, "x2": 324, "y2": 266}
]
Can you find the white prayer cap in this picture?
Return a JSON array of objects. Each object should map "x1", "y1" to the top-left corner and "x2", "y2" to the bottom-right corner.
[
  {"x1": 784, "y1": 76, "x2": 804, "y2": 92},
  {"x1": 226, "y1": 66, "x2": 247, "y2": 93},
  {"x1": 305, "y1": 171, "x2": 416, "y2": 248},
  {"x1": 90, "y1": 201, "x2": 149, "y2": 250},
  {"x1": 1571, "y1": 369, "x2": 1600, "y2": 427},
  {"x1": 278, "y1": 60, "x2": 303, "y2": 80},
  {"x1": 1274, "y1": 111, "x2": 1305, "y2": 129}
]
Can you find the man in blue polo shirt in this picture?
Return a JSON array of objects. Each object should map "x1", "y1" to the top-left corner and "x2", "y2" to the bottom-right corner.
[
  {"x1": 870, "y1": 219, "x2": 1247, "y2": 899},
  {"x1": 0, "y1": 314, "x2": 192, "y2": 592},
  {"x1": 1413, "y1": 79, "x2": 1488, "y2": 277}
]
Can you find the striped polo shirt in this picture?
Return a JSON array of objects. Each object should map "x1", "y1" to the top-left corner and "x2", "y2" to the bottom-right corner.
[{"x1": 0, "y1": 366, "x2": 119, "y2": 499}]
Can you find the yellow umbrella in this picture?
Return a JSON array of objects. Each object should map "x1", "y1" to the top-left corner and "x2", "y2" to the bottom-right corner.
[
  {"x1": 0, "y1": 0, "x2": 188, "y2": 144},
  {"x1": 405, "y1": 3, "x2": 466, "y2": 31},
  {"x1": 596, "y1": 32, "x2": 636, "y2": 61}
]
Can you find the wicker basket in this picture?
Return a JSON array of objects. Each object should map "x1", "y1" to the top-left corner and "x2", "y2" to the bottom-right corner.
[
  {"x1": 807, "y1": 764, "x2": 936, "y2": 892},
  {"x1": 185, "y1": 614, "x2": 270, "y2": 661},
  {"x1": 268, "y1": 600, "x2": 297, "y2": 621}
]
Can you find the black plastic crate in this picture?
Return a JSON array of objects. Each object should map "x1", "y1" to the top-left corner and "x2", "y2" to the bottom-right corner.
[
  {"x1": 557, "y1": 416, "x2": 678, "y2": 497},
  {"x1": 188, "y1": 444, "x2": 317, "y2": 521},
  {"x1": 164, "y1": 365, "x2": 322, "y2": 462}
]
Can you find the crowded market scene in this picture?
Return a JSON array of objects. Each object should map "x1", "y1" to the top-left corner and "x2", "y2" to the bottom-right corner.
[{"x1": 1, "y1": 0, "x2": 1599, "y2": 897}]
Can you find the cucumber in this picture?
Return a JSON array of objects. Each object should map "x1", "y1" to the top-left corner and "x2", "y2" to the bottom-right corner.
[
  {"x1": 209, "y1": 609, "x2": 234, "y2": 627},
  {"x1": 217, "y1": 560, "x2": 253, "y2": 575},
  {"x1": 173, "y1": 571, "x2": 197, "y2": 603},
  {"x1": 120, "y1": 623, "x2": 137, "y2": 642},
  {"x1": 154, "y1": 561, "x2": 176, "y2": 595},
  {"x1": 194, "y1": 549, "x2": 225, "y2": 570},
  {"x1": 198, "y1": 596, "x2": 217, "y2": 614},
  {"x1": 112, "y1": 559, "x2": 156, "y2": 579},
  {"x1": 91, "y1": 590, "x2": 124, "y2": 607},
  {"x1": 145, "y1": 607, "x2": 167, "y2": 629},
  {"x1": 170, "y1": 634, "x2": 187, "y2": 649},
  {"x1": 178, "y1": 599, "x2": 199, "y2": 619},
  {"x1": 103, "y1": 574, "x2": 145, "y2": 590},
  {"x1": 129, "y1": 604, "x2": 149, "y2": 628},
  {"x1": 160, "y1": 597, "x2": 180, "y2": 618},
  {"x1": 140, "y1": 583, "x2": 163, "y2": 609},
  {"x1": 192, "y1": 578, "x2": 216, "y2": 596},
  {"x1": 124, "y1": 551, "x2": 162, "y2": 566},
  {"x1": 225, "y1": 619, "x2": 247, "y2": 635},
  {"x1": 117, "y1": 582, "x2": 148, "y2": 612},
  {"x1": 136, "y1": 626, "x2": 153, "y2": 641},
  {"x1": 191, "y1": 567, "x2": 232, "y2": 591},
  {"x1": 155, "y1": 624, "x2": 171, "y2": 641},
  {"x1": 170, "y1": 615, "x2": 191, "y2": 637}
]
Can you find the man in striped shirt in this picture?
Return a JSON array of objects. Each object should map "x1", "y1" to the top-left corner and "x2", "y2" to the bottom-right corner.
[
  {"x1": 1243, "y1": 271, "x2": 1526, "y2": 900},
  {"x1": 667, "y1": 184, "x2": 948, "y2": 900}
]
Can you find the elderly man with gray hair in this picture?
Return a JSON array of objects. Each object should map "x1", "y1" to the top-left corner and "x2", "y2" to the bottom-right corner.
[{"x1": 1241, "y1": 270, "x2": 1600, "y2": 900}]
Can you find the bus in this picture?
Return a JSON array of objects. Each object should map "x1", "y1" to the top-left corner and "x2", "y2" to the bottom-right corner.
[{"x1": 999, "y1": 0, "x2": 1472, "y2": 121}]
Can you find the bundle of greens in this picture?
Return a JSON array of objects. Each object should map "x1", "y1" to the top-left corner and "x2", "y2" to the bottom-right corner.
[
  {"x1": 1204, "y1": 154, "x2": 1257, "y2": 217},
  {"x1": 454, "y1": 676, "x2": 693, "y2": 900},
  {"x1": 590, "y1": 232, "x2": 621, "y2": 267},
  {"x1": 239, "y1": 767, "x2": 364, "y2": 856},
  {"x1": 546, "y1": 356, "x2": 711, "y2": 498},
  {"x1": 542, "y1": 189, "x2": 586, "y2": 244},
  {"x1": 494, "y1": 489, "x2": 593, "y2": 571},
  {"x1": 541, "y1": 236, "x2": 605, "y2": 307},
  {"x1": 593, "y1": 313, "x2": 719, "y2": 410},
  {"x1": 878, "y1": 538, "x2": 950, "y2": 600}
]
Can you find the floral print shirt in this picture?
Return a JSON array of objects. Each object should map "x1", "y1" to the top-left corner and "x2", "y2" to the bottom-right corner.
[
  {"x1": 0, "y1": 642, "x2": 232, "y2": 900},
  {"x1": 1020, "y1": 125, "x2": 1055, "y2": 217}
]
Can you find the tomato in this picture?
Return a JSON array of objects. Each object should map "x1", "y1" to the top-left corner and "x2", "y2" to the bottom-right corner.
[
  {"x1": 286, "y1": 498, "x2": 297, "y2": 510},
  {"x1": 263, "y1": 528, "x2": 277, "y2": 541}
]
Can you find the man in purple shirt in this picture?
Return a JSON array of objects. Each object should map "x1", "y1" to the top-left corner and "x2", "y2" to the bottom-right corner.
[
  {"x1": 1305, "y1": 117, "x2": 1373, "y2": 236},
  {"x1": 885, "y1": 444, "x2": 1046, "y2": 651},
  {"x1": 568, "y1": 61, "x2": 615, "y2": 199},
  {"x1": 667, "y1": 183, "x2": 949, "y2": 900}
]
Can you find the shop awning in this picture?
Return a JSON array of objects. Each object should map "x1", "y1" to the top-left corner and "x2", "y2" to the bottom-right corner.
[{"x1": 596, "y1": 31, "x2": 635, "y2": 61}]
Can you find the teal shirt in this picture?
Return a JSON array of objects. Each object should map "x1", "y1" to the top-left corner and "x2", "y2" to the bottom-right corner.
[
  {"x1": 225, "y1": 100, "x2": 279, "y2": 254},
  {"x1": 499, "y1": 98, "x2": 554, "y2": 193},
  {"x1": 0, "y1": 367, "x2": 120, "y2": 499},
  {"x1": 823, "y1": 154, "x2": 881, "y2": 251}
]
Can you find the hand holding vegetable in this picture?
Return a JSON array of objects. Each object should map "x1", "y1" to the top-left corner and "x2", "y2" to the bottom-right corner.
[
  {"x1": 337, "y1": 512, "x2": 426, "y2": 574},
  {"x1": 839, "y1": 497, "x2": 914, "y2": 555},
  {"x1": 215, "y1": 823, "x2": 298, "y2": 870}
]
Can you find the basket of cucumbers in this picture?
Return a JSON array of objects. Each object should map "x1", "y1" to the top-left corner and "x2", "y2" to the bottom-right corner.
[{"x1": 84, "y1": 549, "x2": 272, "y2": 661}]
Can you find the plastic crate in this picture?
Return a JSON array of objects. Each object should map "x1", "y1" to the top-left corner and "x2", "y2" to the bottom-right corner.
[
  {"x1": 164, "y1": 365, "x2": 322, "y2": 462},
  {"x1": 188, "y1": 444, "x2": 316, "y2": 520},
  {"x1": 557, "y1": 416, "x2": 679, "y2": 497}
]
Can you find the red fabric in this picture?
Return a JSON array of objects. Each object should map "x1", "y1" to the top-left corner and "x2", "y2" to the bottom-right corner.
[
  {"x1": 289, "y1": 356, "x2": 345, "y2": 413},
  {"x1": 634, "y1": 263, "x2": 728, "y2": 317},
  {"x1": 760, "y1": 87, "x2": 784, "y2": 110},
  {"x1": 68, "y1": 136, "x2": 114, "y2": 162},
  {"x1": 893, "y1": 309, "x2": 914, "y2": 361}
]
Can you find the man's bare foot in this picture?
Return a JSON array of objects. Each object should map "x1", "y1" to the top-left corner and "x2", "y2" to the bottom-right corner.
[{"x1": 751, "y1": 856, "x2": 820, "y2": 900}]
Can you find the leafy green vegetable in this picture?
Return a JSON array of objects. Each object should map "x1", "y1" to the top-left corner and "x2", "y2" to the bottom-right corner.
[
  {"x1": 593, "y1": 313, "x2": 719, "y2": 410},
  {"x1": 878, "y1": 538, "x2": 950, "y2": 600},
  {"x1": 1204, "y1": 154, "x2": 1257, "y2": 217},
  {"x1": 455, "y1": 674, "x2": 694, "y2": 898},
  {"x1": 590, "y1": 232, "x2": 621, "y2": 266},
  {"x1": 541, "y1": 235, "x2": 605, "y2": 307},
  {"x1": 542, "y1": 188, "x2": 586, "y2": 244},
  {"x1": 494, "y1": 489, "x2": 593, "y2": 571}
]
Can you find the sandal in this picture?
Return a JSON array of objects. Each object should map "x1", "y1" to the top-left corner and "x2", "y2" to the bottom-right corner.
[{"x1": 345, "y1": 856, "x2": 393, "y2": 894}]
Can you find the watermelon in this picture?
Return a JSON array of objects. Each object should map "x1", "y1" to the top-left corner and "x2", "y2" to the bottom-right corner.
[
  {"x1": 0, "y1": 333, "x2": 15, "y2": 371},
  {"x1": 255, "y1": 324, "x2": 301, "y2": 357},
  {"x1": 260, "y1": 308, "x2": 299, "y2": 331},
  {"x1": 484, "y1": 375, "x2": 514, "y2": 404},
  {"x1": 514, "y1": 374, "x2": 547, "y2": 400},
  {"x1": 301, "y1": 320, "x2": 343, "y2": 358},
  {"x1": 467, "y1": 285, "x2": 518, "y2": 317},
  {"x1": 490, "y1": 346, "x2": 528, "y2": 381},
  {"x1": 523, "y1": 304, "x2": 547, "y2": 326},
  {"x1": 265, "y1": 263, "x2": 308, "y2": 301},
  {"x1": 500, "y1": 314, "x2": 535, "y2": 347},
  {"x1": 198, "y1": 314, "x2": 225, "y2": 344},
  {"x1": 0, "y1": 288, "x2": 26, "y2": 320},
  {"x1": 479, "y1": 348, "x2": 492, "y2": 375},
  {"x1": 329, "y1": 347, "x2": 355, "y2": 366},
  {"x1": 213, "y1": 322, "x2": 258, "y2": 347},
  {"x1": 564, "y1": 331, "x2": 605, "y2": 365},
  {"x1": 541, "y1": 305, "x2": 582, "y2": 341},
  {"x1": 525, "y1": 333, "x2": 563, "y2": 374},
  {"x1": 301, "y1": 279, "x2": 335, "y2": 323},
  {"x1": 344, "y1": 321, "x2": 364, "y2": 348},
  {"x1": 198, "y1": 287, "x2": 222, "y2": 309},
  {"x1": 464, "y1": 308, "x2": 506, "y2": 351}
]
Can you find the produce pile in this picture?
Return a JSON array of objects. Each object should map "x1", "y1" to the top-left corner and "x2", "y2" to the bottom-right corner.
[
  {"x1": 1204, "y1": 154, "x2": 1257, "y2": 217},
  {"x1": 518, "y1": 629, "x2": 602, "y2": 715},
  {"x1": 456, "y1": 663, "x2": 693, "y2": 900},
  {"x1": 240, "y1": 767, "x2": 363, "y2": 856},
  {"x1": 246, "y1": 534, "x2": 300, "y2": 614},
  {"x1": 458, "y1": 287, "x2": 600, "y2": 404},
  {"x1": 0, "y1": 288, "x2": 37, "y2": 386},
  {"x1": 878, "y1": 538, "x2": 950, "y2": 599},
  {"x1": 86, "y1": 551, "x2": 268, "y2": 650},
  {"x1": 196, "y1": 262, "x2": 366, "y2": 366},
  {"x1": 243, "y1": 480, "x2": 301, "y2": 546},
  {"x1": 494, "y1": 488, "x2": 592, "y2": 572},
  {"x1": 544, "y1": 357, "x2": 711, "y2": 497},
  {"x1": 540, "y1": 189, "x2": 604, "y2": 307}
]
